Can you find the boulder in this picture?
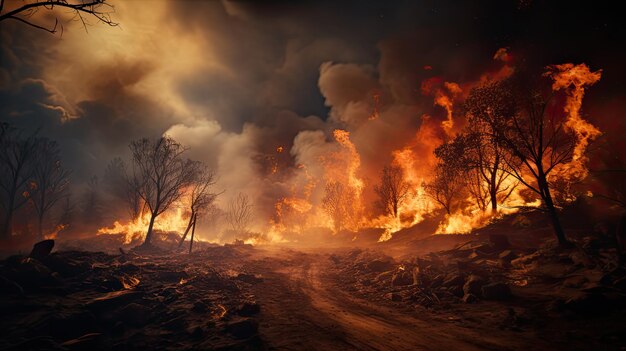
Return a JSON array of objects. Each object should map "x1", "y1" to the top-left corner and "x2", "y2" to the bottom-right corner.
[
  {"x1": 29, "y1": 239, "x2": 55, "y2": 260},
  {"x1": 481, "y1": 282, "x2": 512, "y2": 300},
  {"x1": 463, "y1": 274, "x2": 485, "y2": 297}
]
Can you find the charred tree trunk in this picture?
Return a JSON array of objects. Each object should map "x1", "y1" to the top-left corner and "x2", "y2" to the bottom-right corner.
[
  {"x1": 144, "y1": 212, "x2": 157, "y2": 245},
  {"x1": 37, "y1": 212, "x2": 44, "y2": 239},
  {"x1": 538, "y1": 173, "x2": 568, "y2": 246},
  {"x1": 178, "y1": 211, "x2": 195, "y2": 248},
  {"x1": 189, "y1": 214, "x2": 197, "y2": 254}
]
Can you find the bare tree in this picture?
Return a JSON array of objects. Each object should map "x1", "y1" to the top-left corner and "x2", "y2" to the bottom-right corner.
[
  {"x1": 435, "y1": 131, "x2": 516, "y2": 212},
  {"x1": 226, "y1": 192, "x2": 253, "y2": 235},
  {"x1": 0, "y1": 0, "x2": 117, "y2": 34},
  {"x1": 104, "y1": 157, "x2": 142, "y2": 220},
  {"x1": 423, "y1": 163, "x2": 466, "y2": 215},
  {"x1": 179, "y1": 166, "x2": 218, "y2": 248},
  {"x1": 30, "y1": 138, "x2": 70, "y2": 239},
  {"x1": 374, "y1": 164, "x2": 411, "y2": 217},
  {"x1": 0, "y1": 126, "x2": 39, "y2": 238},
  {"x1": 130, "y1": 137, "x2": 199, "y2": 246}
]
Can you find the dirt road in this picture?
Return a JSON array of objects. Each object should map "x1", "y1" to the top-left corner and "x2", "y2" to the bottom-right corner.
[{"x1": 246, "y1": 249, "x2": 542, "y2": 351}]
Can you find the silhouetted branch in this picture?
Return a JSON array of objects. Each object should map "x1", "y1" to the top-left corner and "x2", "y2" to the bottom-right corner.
[{"x1": 0, "y1": 0, "x2": 117, "y2": 34}]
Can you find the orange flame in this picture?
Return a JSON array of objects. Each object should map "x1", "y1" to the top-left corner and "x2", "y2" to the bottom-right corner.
[{"x1": 98, "y1": 207, "x2": 189, "y2": 244}]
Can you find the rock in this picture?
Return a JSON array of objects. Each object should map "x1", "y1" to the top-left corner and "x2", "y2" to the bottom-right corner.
[
  {"x1": 386, "y1": 292, "x2": 402, "y2": 301},
  {"x1": 462, "y1": 293, "x2": 478, "y2": 304},
  {"x1": 86, "y1": 290, "x2": 144, "y2": 311},
  {"x1": 29, "y1": 239, "x2": 55, "y2": 260},
  {"x1": 118, "y1": 303, "x2": 150, "y2": 327},
  {"x1": 489, "y1": 234, "x2": 511, "y2": 250},
  {"x1": 225, "y1": 318, "x2": 259, "y2": 339},
  {"x1": 463, "y1": 274, "x2": 485, "y2": 297},
  {"x1": 442, "y1": 274, "x2": 465, "y2": 288},
  {"x1": 563, "y1": 275, "x2": 588, "y2": 289},
  {"x1": 391, "y1": 270, "x2": 414, "y2": 287},
  {"x1": 481, "y1": 282, "x2": 512, "y2": 300},
  {"x1": 365, "y1": 259, "x2": 394, "y2": 273},
  {"x1": 236, "y1": 301, "x2": 261, "y2": 316},
  {"x1": 61, "y1": 333, "x2": 103, "y2": 351}
]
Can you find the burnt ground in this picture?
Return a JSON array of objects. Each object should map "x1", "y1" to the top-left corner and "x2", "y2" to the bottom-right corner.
[{"x1": 1, "y1": 217, "x2": 626, "y2": 350}]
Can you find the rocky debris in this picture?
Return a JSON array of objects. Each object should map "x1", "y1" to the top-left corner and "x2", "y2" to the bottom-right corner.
[
  {"x1": 463, "y1": 275, "x2": 486, "y2": 297},
  {"x1": 29, "y1": 240, "x2": 55, "y2": 260},
  {"x1": 0, "y1": 245, "x2": 263, "y2": 350},
  {"x1": 391, "y1": 269, "x2": 414, "y2": 286}
]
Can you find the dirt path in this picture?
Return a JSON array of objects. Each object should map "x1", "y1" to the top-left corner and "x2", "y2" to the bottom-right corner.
[{"x1": 246, "y1": 249, "x2": 538, "y2": 351}]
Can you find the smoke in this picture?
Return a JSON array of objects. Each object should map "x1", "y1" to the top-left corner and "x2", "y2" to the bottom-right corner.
[{"x1": 1, "y1": 0, "x2": 624, "y2": 242}]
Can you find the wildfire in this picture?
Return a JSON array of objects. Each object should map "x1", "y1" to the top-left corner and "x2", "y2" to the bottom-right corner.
[
  {"x1": 98, "y1": 208, "x2": 190, "y2": 244},
  {"x1": 434, "y1": 82, "x2": 462, "y2": 137},
  {"x1": 44, "y1": 224, "x2": 66, "y2": 240},
  {"x1": 546, "y1": 63, "x2": 602, "y2": 180}
]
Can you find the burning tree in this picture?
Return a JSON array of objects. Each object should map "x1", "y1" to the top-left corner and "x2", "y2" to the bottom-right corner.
[
  {"x1": 29, "y1": 138, "x2": 70, "y2": 239},
  {"x1": 226, "y1": 192, "x2": 253, "y2": 235},
  {"x1": 179, "y1": 166, "x2": 218, "y2": 248},
  {"x1": 130, "y1": 137, "x2": 199, "y2": 247},
  {"x1": 471, "y1": 67, "x2": 600, "y2": 246},
  {"x1": 423, "y1": 163, "x2": 466, "y2": 215},
  {"x1": 0, "y1": 125, "x2": 40, "y2": 238},
  {"x1": 375, "y1": 164, "x2": 411, "y2": 217}
]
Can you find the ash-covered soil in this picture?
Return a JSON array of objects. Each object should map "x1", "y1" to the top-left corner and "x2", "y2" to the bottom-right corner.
[{"x1": 1, "y1": 229, "x2": 625, "y2": 350}]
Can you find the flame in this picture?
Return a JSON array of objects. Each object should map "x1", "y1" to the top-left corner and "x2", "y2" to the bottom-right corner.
[
  {"x1": 98, "y1": 207, "x2": 190, "y2": 244},
  {"x1": 44, "y1": 224, "x2": 66, "y2": 240},
  {"x1": 434, "y1": 82, "x2": 462, "y2": 136},
  {"x1": 545, "y1": 63, "x2": 602, "y2": 180}
]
